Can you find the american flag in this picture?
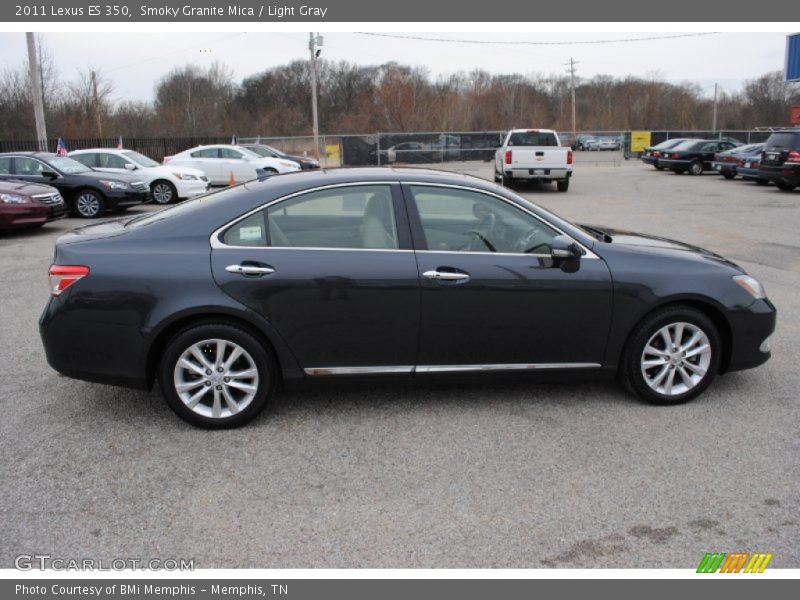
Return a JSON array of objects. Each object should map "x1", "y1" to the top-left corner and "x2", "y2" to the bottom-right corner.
[
  {"x1": 55, "y1": 138, "x2": 68, "y2": 156},
  {"x1": 231, "y1": 135, "x2": 237, "y2": 145}
]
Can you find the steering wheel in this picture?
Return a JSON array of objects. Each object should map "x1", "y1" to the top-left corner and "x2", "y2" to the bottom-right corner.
[
  {"x1": 465, "y1": 213, "x2": 496, "y2": 251},
  {"x1": 517, "y1": 227, "x2": 548, "y2": 254}
]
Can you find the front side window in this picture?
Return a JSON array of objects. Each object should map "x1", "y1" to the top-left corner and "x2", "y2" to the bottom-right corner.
[
  {"x1": 13, "y1": 157, "x2": 50, "y2": 176},
  {"x1": 0, "y1": 157, "x2": 13, "y2": 175},
  {"x1": 409, "y1": 185, "x2": 559, "y2": 255},
  {"x1": 97, "y1": 153, "x2": 128, "y2": 168},
  {"x1": 222, "y1": 185, "x2": 398, "y2": 250}
]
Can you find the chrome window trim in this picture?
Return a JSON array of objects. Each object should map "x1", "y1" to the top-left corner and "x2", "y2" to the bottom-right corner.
[
  {"x1": 210, "y1": 181, "x2": 401, "y2": 250},
  {"x1": 404, "y1": 182, "x2": 599, "y2": 259},
  {"x1": 304, "y1": 363, "x2": 601, "y2": 376}
]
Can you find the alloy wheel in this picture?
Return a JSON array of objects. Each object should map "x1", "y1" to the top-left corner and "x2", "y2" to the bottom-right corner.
[
  {"x1": 640, "y1": 322, "x2": 711, "y2": 396},
  {"x1": 76, "y1": 192, "x2": 101, "y2": 217},
  {"x1": 152, "y1": 182, "x2": 175, "y2": 204},
  {"x1": 173, "y1": 338, "x2": 259, "y2": 419}
]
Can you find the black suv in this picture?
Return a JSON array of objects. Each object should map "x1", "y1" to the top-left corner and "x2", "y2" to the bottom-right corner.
[{"x1": 758, "y1": 129, "x2": 800, "y2": 191}]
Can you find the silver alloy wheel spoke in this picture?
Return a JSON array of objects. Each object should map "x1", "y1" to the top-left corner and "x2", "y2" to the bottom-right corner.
[
  {"x1": 640, "y1": 322, "x2": 711, "y2": 396},
  {"x1": 173, "y1": 338, "x2": 259, "y2": 419},
  {"x1": 153, "y1": 184, "x2": 173, "y2": 203}
]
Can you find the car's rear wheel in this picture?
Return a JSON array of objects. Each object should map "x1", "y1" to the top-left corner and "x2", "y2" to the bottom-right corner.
[
  {"x1": 501, "y1": 172, "x2": 513, "y2": 187},
  {"x1": 776, "y1": 180, "x2": 797, "y2": 191},
  {"x1": 655, "y1": 165, "x2": 664, "y2": 171},
  {"x1": 73, "y1": 189, "x2": 105, "y2": 218},
  {"x1": 556, "y1": 179, "x2": 570, "y2": 192},
  {"x1": 159, "y1": 323, "x2": 275, "y2": 428},
  {"x1": 755, "y1": 178, "x2": 769, "y2": 186},
  {"x1": 621, "y1": 306, "x2": 720, "y2": 405},
  {"x1": 689, "y1": 161, "x2": 704, "y2": 176},
  {"x1": 722, "y1": 170, "x2": 736, "y2": 180},
  {"x1": 151, "y1": 180, "x2": 177, "y2": 204}
]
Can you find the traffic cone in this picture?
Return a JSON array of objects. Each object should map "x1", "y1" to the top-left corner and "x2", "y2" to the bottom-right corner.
[{"x1": 228, "y1": 171, "x2": 235, "y2": 186}]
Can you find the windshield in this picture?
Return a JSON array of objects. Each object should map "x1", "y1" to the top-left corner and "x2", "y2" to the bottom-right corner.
[
  {"x1": 122, "y1": 150, "x2": 160, "y2": 168},
  {"x1": 48, "y1": 156, "x2": 92, "y2": 174}
]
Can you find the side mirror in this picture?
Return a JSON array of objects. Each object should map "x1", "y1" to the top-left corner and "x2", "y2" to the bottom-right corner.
[
  {"x1": 41, "y1": 170, "x2": 58, "y2": 179},
  {"x1": 550, "y1": 235, "x2": 582, "y2": 260},
  {"x1": 124, "y1": 163, "x2": 136, "y2": 170}
]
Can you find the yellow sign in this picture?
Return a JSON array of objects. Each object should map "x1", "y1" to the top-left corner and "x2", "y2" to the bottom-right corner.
[
  {"x1": 630, "y1": 131, "x2": 652, "y2": 153},
  {"x1": 325, "y1": 143, "x2": 341, "y2": 163}
]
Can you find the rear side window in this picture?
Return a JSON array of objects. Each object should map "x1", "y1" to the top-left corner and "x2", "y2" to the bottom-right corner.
[
  {"x1": 764, "y1": 132, "x2": 800, "y2": 150},
  {"x1": 508, "y1": 132, "x2": 558, "y2": 147},
  {"x1": 191, "y1": 148, "x2": 219, "y2": 158},
  {"x1": 0, "y1": 157, "x2": 11, "y2": 175}
]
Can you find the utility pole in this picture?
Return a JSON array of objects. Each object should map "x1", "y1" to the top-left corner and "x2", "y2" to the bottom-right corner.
[
  {"x1": 25, "y1": 33, "x2": 47, "y2": 151},
  {"x1": 712, "y1": 82, "x2": 718, "y2": 134},
  {"x1": 90, "y1": 69, "x2": 103, "y2": 137},
  {"x1": 565, "y1": 58, "x2": 579, "y2": 144},
  {"x1": 308, "y1": 32, "x2": 323, "y2": 161}
]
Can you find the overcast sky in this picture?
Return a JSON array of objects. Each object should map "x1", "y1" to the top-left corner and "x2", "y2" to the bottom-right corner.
[{"x1": 0, "y1": 31, "x2": 791, "y2": 103}]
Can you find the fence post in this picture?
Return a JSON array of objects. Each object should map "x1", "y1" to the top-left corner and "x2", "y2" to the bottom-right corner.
[{"x1": 376, "y1": 133, "x2": 381, "y2": 166}]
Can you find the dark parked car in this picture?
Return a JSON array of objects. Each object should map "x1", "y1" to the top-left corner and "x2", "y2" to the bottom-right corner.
[
  {"x1": 642, "y1": 138, "x2": 697, "y2": 170},
  {"x1": 711, "y1": 143, "x2": 765, "y2": 180},
  {"x1": 736, "y1": 153, "x2": 769, "y2": 185},
  {"x1": 0, "y1": 179, "x2": 66, "y2": 231},
  {"x1": 240, "y1": 144, "x2": 320, "y2": 170},
  {"x1": 758, "y1": 129, "x2": 800, "y2": 191},
  {"x1": 658, "y1": 139, "x2": 740, "y2": 175},
  {"x1": 40, "y1": 168, "x2": 776, "y2": 428},
  {"x1": 0, "y1": 152, "x2": 150, "y2": 218}
]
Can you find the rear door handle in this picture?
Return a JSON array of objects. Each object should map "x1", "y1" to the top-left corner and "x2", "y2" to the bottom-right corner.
[
  {"x1": 226, "y1": 264, "x2": 275, "y2": 276},
  {"x1": 422, "y1": 269, "x2": 471, "y2": 282}
]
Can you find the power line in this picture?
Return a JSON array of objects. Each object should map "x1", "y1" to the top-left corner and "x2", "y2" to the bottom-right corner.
[{"x1": 354, "y1": 32, "x2": 718, "y2": 46}]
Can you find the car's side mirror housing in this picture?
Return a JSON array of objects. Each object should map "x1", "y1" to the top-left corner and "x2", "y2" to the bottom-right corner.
[
  {"x1": 41, "y1": 170, "x2": 58, "y2": 179},
  {"x1": 550, "y1": 235, "x2": 582, "y2": 260},
  {"x1": 124, "y1": 163, "x2": 136, "y2": 170}
]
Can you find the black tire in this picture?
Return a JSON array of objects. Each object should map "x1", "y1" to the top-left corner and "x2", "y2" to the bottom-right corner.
[
  {"x1": 689, "y1": 161, "x2": 704, "y2": 176},
  {"x1": 655, "y1": 165, "x2": 664, "y2": 171},
  {"x1": 621, "y1": 305, "x2": 721, "y2": 406},
  {"x1": 556, "y1": 179, "x2": 570, "y2": 192},
  {"x1": 159, "y1": 322, "x2": 276, "y2": 428},
  {"x1": 755, "y1": 178, "x2": 769, "y2": 186},
  {"x1": 776, "y1": 180, "x2": 797, "y2": 191},
  {"x1": 672, "y1": 169, "x2": 685, "y2": 174},
  {"x1": 722, "y1": 170, "x2": 736, "y2": 180},
  {"x1": 501, "y1": 172, "x2": 513, "y2": 187},
  {"x1": 151, "y1": 180, "x2": 177, "y2": 204},
  {"x1": 73, "y1": 189, "x2": 105, "y2": 219}
]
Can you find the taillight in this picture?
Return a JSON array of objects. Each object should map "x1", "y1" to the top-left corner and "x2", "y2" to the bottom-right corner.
[
  {"x1": 504, "y1": 150, "x2": 512, "y2": 165},
  {"x1": 787, "y1": 150, "x2": 800, "y2": 163},
  {"x1": 49, "y1": 265, "x2": 89, "y2": 297},
  {"x1": 567, "y1": 149, "x2": 573, "y2": 165},
  {"x1": 670, "y1": 153, "x2": 680, "y2": 159},
  {"x1": 653, "y1": 151, "x2": 661, "y2": 157}
]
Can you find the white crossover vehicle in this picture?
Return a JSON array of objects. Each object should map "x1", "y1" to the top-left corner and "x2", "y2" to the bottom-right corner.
[
  {"x1": 70, "y1": 148, "x2": 210, "y2": 204},
  {"x1": 163, "y1": 145, "x2": 301, "y2": 185}
]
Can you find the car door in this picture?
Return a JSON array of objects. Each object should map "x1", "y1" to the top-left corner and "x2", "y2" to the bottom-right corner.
[
  {"x1": 220, "y1": 147, "x2": 254, "y2": 182},
  {"x1": 210, "y1": 183, "x2": 420, "y2": 373},
  {"x1": 95, "y1": 152, "x2": 131, "y2": 175},
  {"x1": 403, "y1": 183, "x2": 613, "y2": 369},
  {"x1": 189, "y1": 148, "x2": 223, "y2": 183},
  {"x1": 699, "y1": 142, "x2": 720, "y2": 167}
]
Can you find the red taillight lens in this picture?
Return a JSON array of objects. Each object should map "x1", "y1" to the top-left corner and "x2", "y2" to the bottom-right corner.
[
  {"x1": 653, "y1": 151, "x2": 661, "y2": 158},
  {"x1": 49, "y1": 265, "x2": 89, "y2": 297},
  {"x1": 670, "y1": 153, "x2": 680, "y2": 159},
  {"x1": 504, "y1": 150, "x2": 512, "y2": 165},
  {"x1": 787, "y1": 150, "x2": 800, "y2": 163},
  {"x1": 567, "y1": 149, "x2": 573, "y2": 165}
]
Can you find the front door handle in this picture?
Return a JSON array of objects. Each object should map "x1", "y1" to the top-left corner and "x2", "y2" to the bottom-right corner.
[
  {"x1": 422, "y1": 269, "x2": 470, "y2": 282},
  {"x1": 226, "y1": 264, "x2": 275, "y2": 276}
]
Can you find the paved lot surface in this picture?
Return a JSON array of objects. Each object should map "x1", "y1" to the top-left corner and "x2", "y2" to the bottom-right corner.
[{"x1": 1, "y1": 161, "x2": 798, "y2": 569}]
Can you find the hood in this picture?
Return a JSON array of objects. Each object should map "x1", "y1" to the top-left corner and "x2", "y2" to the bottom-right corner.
[
  {"x1": 580, "y1": 224, "x2": 743, "y2": 271},
  {"x1": 0, "y1": 179, "x2": 59, "y2": 195}
]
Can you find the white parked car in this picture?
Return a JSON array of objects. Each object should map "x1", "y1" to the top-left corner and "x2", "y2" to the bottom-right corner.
[
  {"x1": 69, "y1": 148, "x2": 209, "y2": 204},
  {"x1": 163, "y1": 145, "x2": 301, "y2": 185}
]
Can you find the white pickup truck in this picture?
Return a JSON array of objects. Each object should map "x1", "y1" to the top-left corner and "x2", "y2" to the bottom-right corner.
[{"x1": 494, "y1": 129, "x2": 573, "y2": 192}]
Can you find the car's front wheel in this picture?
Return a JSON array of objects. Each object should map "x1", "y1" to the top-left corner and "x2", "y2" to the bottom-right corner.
[
  {"x1": 622, "y1": 306, "x2": 721, "y2": 405},
  {"x1": 722, "y1": 170, "x2": 736, "y2": 180},
  {"x1": 151, "y1": 180, "x2": 177, "y2": 204},
  {"x1": 73, "y1": 189, "x2": 105, "y2": 218},
  {"x1": 159, "y1": 322, "x2": 275, "y2": 428}
]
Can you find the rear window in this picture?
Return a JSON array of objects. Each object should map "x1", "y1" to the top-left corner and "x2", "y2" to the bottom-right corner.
[
  {"x1": 671, "y1": 140, "x2": 703, "y2": 151},
  {"x1": 125, "y1": 185, "x2": 246, "y2": 229},
  {"x1": 764, "y1": 132, "x2": 800, "y2": 150},
  {"x1": 654, "y1": 139, "x2": 689, "y2": 149},
  {"x1": 507, "y1": 131, "x2": 558, "y2": 147}
]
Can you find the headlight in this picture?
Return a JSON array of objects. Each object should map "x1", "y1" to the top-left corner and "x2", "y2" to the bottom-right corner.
[
  {"x1": 733, "y1": 275, "x2": 766, "y2": 300},
  {"x1": 99, "y1": 180, "x2": 130, "y2": 190},
  {"x1": 174, "y1": 172, "x2": 198, "y2": 180},
  {"x1": 0, "y1": 193, "x2": 28, "y2": 204}
]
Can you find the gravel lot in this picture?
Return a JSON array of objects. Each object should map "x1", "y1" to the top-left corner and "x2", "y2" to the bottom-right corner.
[{"x1": 1, "y1": 159, "x2": 798, "y2": 569}]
